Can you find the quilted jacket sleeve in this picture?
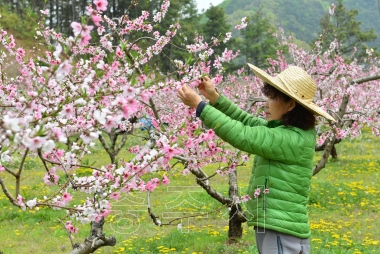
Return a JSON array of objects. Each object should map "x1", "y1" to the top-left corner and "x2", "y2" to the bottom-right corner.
[
  {"x1": 200, "y1": 104, "x2": 314, "y2": 163},
  {"x1": 210, "y1": 95, "x2": 267, "y2": 127}
]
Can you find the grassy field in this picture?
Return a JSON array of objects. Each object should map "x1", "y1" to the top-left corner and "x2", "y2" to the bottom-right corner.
[{"x1": 0, "y1": 130, "x2": 379, "y2": 254}]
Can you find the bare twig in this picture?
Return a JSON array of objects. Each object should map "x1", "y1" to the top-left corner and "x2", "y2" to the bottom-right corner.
[
  {"x1": 15, "y1": 148, "x2": 29, "y2": 196},
  {"x1": 174, "y1": 156, "x2": 232, "y2": 205},
  {"x1": 3, "y1": 166, "x2": 17, "y2": 178},
  {"x1": 59, "y1": 219, "x2": 75, "y2": 248},
  {"x1": 0, "y1": 177, "x2": 19, "y2": 206}
]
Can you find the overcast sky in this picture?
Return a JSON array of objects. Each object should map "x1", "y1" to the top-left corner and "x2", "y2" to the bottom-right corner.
[{"x1": 194, "y1": 0, "x2": 224, "y2": 12}]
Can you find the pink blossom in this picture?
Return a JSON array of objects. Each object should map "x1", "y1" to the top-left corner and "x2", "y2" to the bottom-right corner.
[
  {"x1": 43, "y1": 170, "x2": 60, "y2": 185},
  {"x1": 2, "y1": 115, "x2": 20, "y2": 132},
  {"x1": 208, "y1": 142, "x2": 216, "y2": 150},
  {"x1": 56, "y1": 60, "x2": 73, "y2": 81},
  {"x1": 40, "y1": 9, "x2": 49, "y2": 15},
  {"x1": 17, "y1": 48, "x2": 25, "y2": 57},
  {"x1": 97, "y1": 209, "x2": 111, "y2": 221},
  {"x1": 28, "y1": 59, "x2": 35, "y2": 69},
  {"x1": 17, "y1": 195, "x2": 26, "y2": 210},
  {"x1": 228, "y1": 163, "x2": 237, "y2": 173},
  {"x1": 264, "y1": 188, "x2": 270, "y2": 194},
  {"x1": 26, "y1": 198, "x2": 37, "y2": 208},
  {"x1": 97, "y1": 26, "x2": 105, "y2": 35},
  {"x1": 139, "y1": 74, "x2": 147, "y2": 84},
  {"x1": 129, "y1": 146, "x2": 140, "y2": 153},
  {"x1": 79, "y1": 34, "x2": 92, "y2": 46},
  {"x1": 145, "y1": 178, "x2": 160, "y2": 192},
  {"x1": 80, "y1": 132, "x2": 99, "y2": 144},
  {"x1": 42, "y1": 140, "x2": 56, "y2": 153},
  {"x1": 22, "y1": 136, "x2": 47, "y2": 150},
  {"x1": 110, "y1": 192, "x2": 121, "y2": 200},
  {"x1": 199, "y1": 133, "x2": 208, "y2": 141},
  {"x1": 0, "y1": 166, "x2": 5, "y2": 173},
  {"x1": 71, "y1": 22, "x2": 82, "y2": 37},
  {"x1": 123, "y1": 86, "x2": 137, "y2": 97},
  {"x1": 92, "y1": 15, "x2": 102, "y2": 26},
  {"x1": 329, "y1": 3, "x2": 336, "y2": 15},
  {"x1": 52, "y1": 127, "x2": 68, "y2": 143},
  {"x1": 242, "y1": 154, "x2": 249, "y2": 162},
  {"x1": 161, "y1": 175, "x2": 170, "y2": 185},
  {"x1": 163, "y1": 144, "x2": 176, "y2": 157},
  {"x1": 207, "y1": 129, "x2": 215, "y2": 139},
  {"x1": 212, "y1": 74, "x2": 223, "y2": 85},
  {"x1": 104, "y1": 116, "x2": 118, "y2": 132},
  {"x1": 116, "y1": 46, "x2": 124, "y2": 58},
  {"x1": 17, "y1": 195, "x2": 24, "y2": 206},
  {"x1": 122, "y1": 105, "x2": 132, "y2": 119},
  {"x1": 140, "y1": 89, "x2": 153, "y2": 103},
  {"x1": 240, "y1": 194, "x2": 251, "y2": 202},
  {"x1": 235, "y1": 17, "x2": 248, "y2": 30},
  {"x1": 81, "y1": 25, "x2": 93, "y2": 37},
  {"x1": 87, "y1": 5, "x2": 95, "y2": 15},
  {"x1": 55, "y1": 149, "x2": 65, "y2": 158},
  {"x1": 94, "y1": 0, "x2": 108, "y2": 11},
  {"x1": 121, "y1": 98, "x2": 139, "y2": 117},
  {"x1": 121, "y1": 182, "x2": 138, "y2": 193},
  {"x1": 53, "y1": 43, "x2": 62, "y2": 59},
  {"x1": 254, "y1": 188, "x2": 261, "y2": 198},
  {"x1": 62, "y1": 192, "x2": 72, "y2": 203},
  {"x1": 60, "y1": 103, "x2": 75, "y2": 119},
  {"x1": 65, "y1": 221, "x2": 78, "y2": 234}
]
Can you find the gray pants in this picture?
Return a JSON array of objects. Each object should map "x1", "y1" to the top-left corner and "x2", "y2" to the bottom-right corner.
[{"x1": 255, "y1": 227, "x2": 310, "y2": 254}]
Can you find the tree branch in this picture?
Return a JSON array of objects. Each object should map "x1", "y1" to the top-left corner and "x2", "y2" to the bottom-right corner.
[
  {"x1": 0, "y1": 177, "x2": 19, "y2": 206},
  {"x1": 174, "y1": 156, "x2": 232, "y2": 205},
  {"x1": 3, "y1": 166, "x2": 17, "y2": 178},
  {"x1": 313, "y1": 94, "x2": 349, "y2": 175},
  {"x1": 351, "y1": 74, "x2": 380, "y2": 85},
  {"x1": 245, "y1": 95, "x2": 266, "y2": 111},
  {"x1": 15, "y1": 148, "x2": 29, "y2": 196},
  {"x1": 39, "y1": 156, "x2": 106, "y2": 173},
  {"x1": 115, "y1": 132, "x2": 129, "y2": 154},
  {"x1": 98, "y1": 134, "x2": 111, "y2": 151}
]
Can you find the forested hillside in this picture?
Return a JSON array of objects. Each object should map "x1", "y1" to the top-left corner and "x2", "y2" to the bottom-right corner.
[
  {"x1": 219, "y1": 0, "x2": 380, "y2": 48},
  {"x1": 1, "y1": 0, "x2": 378, "y2": 72}
]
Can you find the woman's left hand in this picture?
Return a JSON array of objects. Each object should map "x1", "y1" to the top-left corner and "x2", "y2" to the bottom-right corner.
[{"x1": 177, "y1": 84, "x2": 202, "y2": 109}]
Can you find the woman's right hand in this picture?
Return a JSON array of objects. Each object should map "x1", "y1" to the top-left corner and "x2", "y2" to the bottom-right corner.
[{"x1": 198, "y1": 76, "x2": 220, "y2": 104}]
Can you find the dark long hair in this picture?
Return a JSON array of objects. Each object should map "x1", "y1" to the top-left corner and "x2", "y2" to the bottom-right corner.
[{"x1": 261, "y1": 83, "x2": 316, "y2": 130}]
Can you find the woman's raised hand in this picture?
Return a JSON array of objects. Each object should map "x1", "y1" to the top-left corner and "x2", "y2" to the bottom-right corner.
[
  {"x1": 177, "y1": 84, "x2": 202, "y2": 109},
  {"x1": 198, "y1": 76, "x2": 219, "y2": 104}
]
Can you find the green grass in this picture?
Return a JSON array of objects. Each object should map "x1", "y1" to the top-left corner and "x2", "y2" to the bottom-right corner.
[{"x1": 0, "y1": 129, "x2": 380, "y2": 253}]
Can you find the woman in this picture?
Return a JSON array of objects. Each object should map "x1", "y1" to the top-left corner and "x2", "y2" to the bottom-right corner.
[{"x1": 177, "y1": 63, "x2": 335, "y2": 254}]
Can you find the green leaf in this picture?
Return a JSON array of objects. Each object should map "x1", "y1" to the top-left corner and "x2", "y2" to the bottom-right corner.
[
  {"x1": 36, "y1": 60, "x2": 50, "y2": 68},
  {"x1": 185, "y1": 55, "x2": 193, "y2": 65}
]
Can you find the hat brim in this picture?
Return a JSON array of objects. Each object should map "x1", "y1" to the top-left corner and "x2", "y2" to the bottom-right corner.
[{"x1": 247, "y1": 63, "x2": 335, "y2": 122}]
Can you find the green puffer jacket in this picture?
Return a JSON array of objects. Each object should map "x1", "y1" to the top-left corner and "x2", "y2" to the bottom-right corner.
[{"x1": 200, "y1": 95, "x2": 315, "y2": 239}]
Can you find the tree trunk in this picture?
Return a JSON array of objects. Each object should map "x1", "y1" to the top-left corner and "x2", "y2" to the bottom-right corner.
[
  {"x1": 331, "y1": 145, "x2": 337, "y2": 159},
  {"x1": 227, "y1": 203, "x2": 245, "y2": 242},
  {"x1": 227, "y1": 169, "x2": 246, "y2": 241},
  {"x1": 69, "y1": 217, "x2": 116, "y2": 254}
]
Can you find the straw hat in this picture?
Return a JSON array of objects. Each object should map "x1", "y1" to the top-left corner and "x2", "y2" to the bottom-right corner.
[{"x1": 247, "y1": 63, "x2": 335, "y2": 122}]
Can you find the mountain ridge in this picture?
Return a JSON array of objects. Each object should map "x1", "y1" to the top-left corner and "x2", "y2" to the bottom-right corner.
[{"x1": 217, "y1": 0, "x2": 380, "y2": 49}]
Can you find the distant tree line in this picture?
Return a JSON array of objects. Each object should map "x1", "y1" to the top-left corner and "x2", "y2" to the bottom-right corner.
[
  {"x1": 1, "y1": 0, "x2": 376, "y2": 74},
  {"x1": 2, "y1": 0, "x2": 161, "y2": 37}
]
